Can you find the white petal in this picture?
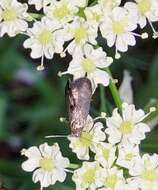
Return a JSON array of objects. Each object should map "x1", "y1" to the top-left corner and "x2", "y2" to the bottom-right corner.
[
  {"x1": 22, "y1": 159, "x2": 40, "y2": 172},
  {"x1": 93, "y1": 69, "x2": 110, "y2": 87}
]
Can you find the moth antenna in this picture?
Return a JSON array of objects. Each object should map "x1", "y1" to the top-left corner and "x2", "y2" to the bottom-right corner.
[{"x1": 45, "y1": 135, "x2": 69, "y2": 138}]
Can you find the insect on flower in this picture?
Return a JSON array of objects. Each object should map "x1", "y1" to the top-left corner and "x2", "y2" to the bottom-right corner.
[{"x1": 65, "y1": 77, "x2": 92, "y2": 137}]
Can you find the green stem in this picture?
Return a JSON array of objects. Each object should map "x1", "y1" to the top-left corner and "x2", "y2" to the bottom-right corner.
[
  {"x1": 68, "y1": 163, "x2": 80, "y2": 169},
  {"x1": 28, "y1": 13, "x2": 44, "y2": 20},
  {"x1": 99, "y1": 85, "x2": 107, "y2": 113},
  {"x1": 106, "y1": 68, "x2": 122, "y2": 112}
]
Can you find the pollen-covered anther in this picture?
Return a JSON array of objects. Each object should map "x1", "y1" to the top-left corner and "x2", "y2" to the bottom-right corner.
[
  {"x1": 21, "y1": 148, "x2": 27, "y2": 155},
  {"x1": 112, "y1": 79, "x2": 118, "y2": 84},
  {"x1": 37, "y1": 65, "x2": 45, "y2": 71},
  {"x1": 60, "y1": 52, "x2": 66, "y2": 58},
  {"x1": 141, "y1": 32, "x2": 149, "y2": 39},
  {"x1": 60, "y1": 117, "x2": 67, "y2": 123},
  {"x1": 101, "y1": 112, "x2": 107, "y2": 118},
  {"x1": 153, "y1": 32, "x2": 158, "y2": 39},
  {"x1": 150, "y1": 107, "x2": 156, "y2": 112},
  {"x1": 58, "y1": 71, "x2": 63, "y2": 77},
  {"x1": 115, "y1": 52, "x2": 121, "y2": 59}
]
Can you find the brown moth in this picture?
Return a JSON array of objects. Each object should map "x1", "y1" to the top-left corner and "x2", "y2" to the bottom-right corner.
[
  {"x1": 65, "y1": 77, "x2": 92, "y2": 137},
  {"x1": 0, "y1": 183, "x2": 7, "y2": 190}
]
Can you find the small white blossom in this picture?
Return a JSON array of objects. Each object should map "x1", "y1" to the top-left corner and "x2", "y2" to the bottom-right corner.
[
  {"x1": 72, "y1": 161, "x2": 100, "y2": 190},
  {"x1": 95, "y1": 142, "x2": 116, "y2": 168},
  {"x1": 98, "y1": 0, "x2": 121, "y2": 10},
  {"x1": 100, "y1": 7, "x2": 138, "y2": 56},
  {"x1": 96, "y1": 166, "x2": 125, "y2": 190},
  {"x1": 68, "y1": 115, "x2": 106, "y2": 160},
  {"x1": 44, "y1": 0, "x2": 78, "y2": 25},
  {"x1": 125, "y1": 0, "x2": 158, "y2": 37},
  {"x1": 105, "y1": 103, "x2": 150, "y2": 145},
  {"x1": 63, "y1": 17, "x2": 98, "y2": 55},
  {"x1": 0, "y1": 0, "x2": 28, "y2": 37},
  {"x1": 24, "y1": 17, "x2": 65, "y2": 70},
  {"x1": 84, "y1": 4, "x2": 104, "y2": 28},
  {"x1": 62, "y1": 44, "x2": 112, "y2": 91},
  {"x1": 21, "y1": 142, "x2": 70, "y2": 190},
  {"x1": 129, "y1": 154, "x2": 158, "y2": 190},
  {"x1": 116, "y1": 143, "x2": 140, "y2": 169},
  {"x1": 28, "y1": 0, "x2": 51, "y2": 11}
]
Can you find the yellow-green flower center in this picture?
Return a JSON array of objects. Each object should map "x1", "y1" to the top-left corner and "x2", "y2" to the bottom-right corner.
[
  {"x1": 89, "y1": 13, "x2": 102, "y2": 22},
  {"x1": 105, "y1": 174, "x2": 118, "y2": 189},
  {"x1": 142, "y1": 169, "x2": 158, "y2": 181},
  {"x1": 125, "y1": 153, "x2": 133, "y2": 161},
  {"x1": 39, "y1": 158, "x2": 55, "y2": 171},
  {"x1": 2, "y1": 8, "x2": 17, "y2": 21},
  {"x1": 120, "y1": 121, "x2": 134, "y2": 134},
  {"x1": 137, "y1": 0, "x2": 151, "y2": 15},
  {"x1": 82, "y1": 168, "x2": 95, "y2": 188},
  {"x1": 73, "y1": 26, "x2": 88, "y2": 43},
  {"x1": 80, "y1": 132, "x2": 93, "y2": 147},
  {"x1": 112, "y1": 17, "x2": 128, "y2": 34},
  {"x1": 38, "y1": 30, "x2": 53, "y2": 45},
  {"x1": 102, "y1": 148, "x2": 110, "y2": 160},
  {"x1": 53, "y1": 4, "x2": 70, "y2": 19},
  {"x1": 82, "y1": 58, "x2": 96, "y2": 74}
]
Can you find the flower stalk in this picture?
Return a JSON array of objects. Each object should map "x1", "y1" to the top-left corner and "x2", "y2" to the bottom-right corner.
[{"x1": 105, "y1": 68, "x2": 122, "y2": 112}]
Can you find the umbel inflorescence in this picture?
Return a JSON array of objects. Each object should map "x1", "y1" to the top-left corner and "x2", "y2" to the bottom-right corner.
[
  {"x1": 21, "y1": 103, "x2": 158, "y2": 190},
  {"x1": 0, "y1": 0, "x2": 158, "y2": 82},
  {"x1": 1, "y1": 0, "x2": 158, "y2": 190}
]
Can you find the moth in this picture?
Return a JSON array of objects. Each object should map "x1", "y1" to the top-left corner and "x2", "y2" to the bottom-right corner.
[
  {"x1": 65, "y1": 77, "x2": 92, "y2": 137},
  {"x1": 0, "y1": 183, "x2": 7, "y2": 190}
]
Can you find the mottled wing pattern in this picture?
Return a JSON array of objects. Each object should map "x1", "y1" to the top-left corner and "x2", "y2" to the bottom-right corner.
[{"x1": 65, "y1": 77, "x2": 92, "y2": 137}]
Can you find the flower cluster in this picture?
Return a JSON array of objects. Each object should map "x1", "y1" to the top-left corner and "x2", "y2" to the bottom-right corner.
[
  {"x1": 21, "y1": 143, "x2": 70, "y2": 190},
  {"x1": 22, "y1": 103, "x2": 158, "y2": 190},
  {"x1": 3, "y1": 0, "x2": 157, "y2": 189},
  {"x1": 0, "y1": 0, "x2": 158, "y2": 92}
]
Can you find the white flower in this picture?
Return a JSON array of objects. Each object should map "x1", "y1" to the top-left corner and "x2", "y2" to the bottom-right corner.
[
  {"x1": 44, "y1": 0, "x2": 78, "y2": 25},
  {"x1": 125, "y1": 0, "x2": 158, "y2": 36},
  {"x1": 105, "y1": 103, "x2": 150, "y2": 145},
  {"x1": 129, "y1": 154, "x2": 158, "y2": 190},
  {"x1": 116, "y1": 143, "x2": 140, "y2": 169},
  {"x1": 23, "y1": 17, "x2": 65, "y2": 70},
  {"x1": 21, "y1": 142, "x2": 70, "y2": 190},
  {"x1": 96, "y1": 166, "x2": 125, "y2": 190},
  {"x1": 100, "y1": 7, "x2": 138, "y2": 57},
  {"x1": 72, "y1": 0, "x2": 88, "y2": 7},
  {"x1": 125, "y1": 178, "x2": 140, "y2": 190},
  {"x1": 63, "y1": 17, "x2": 98, "y2": 55},
  {"x1": 61, "y1": 44, "x2": 112, "y2": 91},
  {"x1": 0, "y1": 0, "x2": 28, "y2": 37},
  {"x1": 98, "y1": 0, "x2": 121, "y2": 10},
  {"x1": 84, "y1": 4, "x2": 104, "y2": 28},
  {"x1": 119, "y1": 70, "x2": 133, "y2": 104},
  {"x1": 72, "y1": 161, "x2": 100, "y2": 190},
  {"x1": 68, "y1": 115, "x2": 106, "y2": 160},
  {"x1": 95, "y1": 142, "x2": 116, "y2": 168},
  {"x1": 28, "y1": 0, "x2": 51, "y2": 11}
]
